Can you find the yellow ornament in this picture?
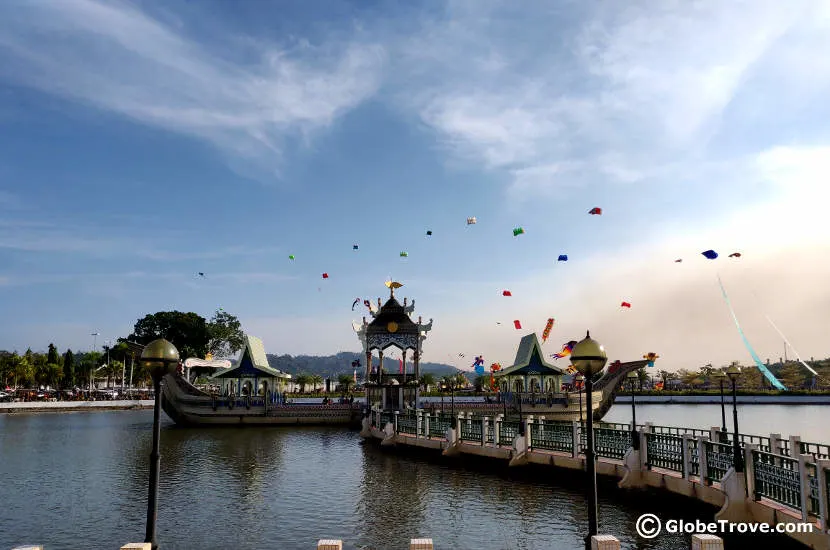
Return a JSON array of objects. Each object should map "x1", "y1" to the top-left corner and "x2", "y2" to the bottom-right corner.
[{"x1": 387, "y1": 321, "x2": 399, "y2": 333}]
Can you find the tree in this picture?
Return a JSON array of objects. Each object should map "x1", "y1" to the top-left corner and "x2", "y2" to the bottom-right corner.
[
  {"x1": 62, "y1": 350, "x2": 75, "y2": 388},
  {"x1": 47, "y1": 343, "x2": 60, "y2": 365},
  {"x1": 310, "y1": 374, "x2": 324, "y2": 393},
  {"x1": 129, "y1": 311, "x2": 209, "y2": 359},
  {"x1": 206, "y1": 309, "x2": 245, "y2": 358},
  {"x1": 45, "y1": 363, "x2": 62, "y2": 389},
  {"x1": 779, "y1": 362, "x2": 807, "y2": 389},
  {"x1": 473, "y1": 375, "x2": 489, "y2": 392},
  {"x1": 295, "y1": 373, "x2": 311, "y2": 393},
  {"x1": 337, "y1": 374, "x2": 353, "y2": 394},
  {"x1": 420, "y1": 373, "x2": 436, "y2": 392}
]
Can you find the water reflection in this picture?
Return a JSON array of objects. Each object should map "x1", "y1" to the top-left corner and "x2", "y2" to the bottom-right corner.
[{"x1": 0, "y1": 410, "x2": 812, "y2": 550}]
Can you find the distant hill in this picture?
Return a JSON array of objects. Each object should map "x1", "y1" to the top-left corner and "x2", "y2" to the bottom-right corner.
[{"x1": 266, "y1": 351, "x2": 470, "y2": 380}]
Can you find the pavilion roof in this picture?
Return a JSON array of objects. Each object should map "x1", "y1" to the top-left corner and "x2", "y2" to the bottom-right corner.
[{"x1": 495, "y1": 333, "x2": 567, "y2": 377}]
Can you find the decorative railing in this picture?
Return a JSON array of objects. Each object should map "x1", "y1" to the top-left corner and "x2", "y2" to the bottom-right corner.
[
  {"x1": 752, "y1": 450, "x2": 801, "y2": 510},
  {"x1": 688, "y1": 437, "x2": 700, "y2": 477},
  {"x1": 397, "y1": 414, "x2": 417, "y2": 434},
  {"x1": 460, "y1": 420, "x2": 482, "y2": 442},
  {"x1": 429, "y1": 416, "x2": 452, "y2": 438},
  {"x1": 499, "y1": 421, "x2": 520, "y2": 446},
  {"x1": 800, "y1": 441, "x2": 830, "y2": 460},
  {"x1": 643, "y1": 424, "x2": 710, "y2": 438},
  {"x1": 531, "y1": 421, "x2": 574, "y2": 453},
  {"x1": 645, "y1": 432, "x2": 684, "y2": 472},
  {"x1": 592, "y1": 427, "x2": 630, "y2": 460},
  {"x1": 704, "y1": 441, "x2": 733, "y2": 483}
]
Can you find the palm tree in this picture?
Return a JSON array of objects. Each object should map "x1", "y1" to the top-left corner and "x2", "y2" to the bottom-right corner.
[
  {"x1": 295, "y1": 373, "x2": 311, "y2": 393},
  {"x1": 310, "y1": 374, "x2": 324, "y2": 393},
  {"x1": 337, "y1": 374, "x2": 353, "y2": 395}
]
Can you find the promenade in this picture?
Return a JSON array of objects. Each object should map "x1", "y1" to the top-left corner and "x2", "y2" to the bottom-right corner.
[
  {"x1": 0, "y1": 400, "x2": 154, "y2": 413},
  {"x1": 364, "y1": 409, "x2": 830, "y2": 549}
]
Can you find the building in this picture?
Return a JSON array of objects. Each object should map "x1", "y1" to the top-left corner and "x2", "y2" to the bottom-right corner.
[
  {"x1": 494, "y1": 333, "x2": 566, "y2": 393},
  {"x1": 210, "y1": 334, "x2": 292, "y2": 397}
]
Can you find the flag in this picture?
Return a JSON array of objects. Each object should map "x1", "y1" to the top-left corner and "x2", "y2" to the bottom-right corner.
[{"x1": 399, "y1": 358, "x2": 404, "y2": 374}]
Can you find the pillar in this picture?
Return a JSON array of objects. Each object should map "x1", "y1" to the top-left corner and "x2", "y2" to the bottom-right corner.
[
  {"x1": 691, "y1": 534, "x2": 724, "y2": 549},
  {"x1": 120, "y1": 545, "x2": 151, "y2": 550},
  {"x1": 410, "y1": 539, "x2": 434, "y2": 550},
  {"x1": 378, "y1": 349, "x2": 384, "y2": 377},
  {"x1": 317, "y1": 540, "x2": 343, "y2": 550},
  {"x1": 590, "y1": 535, "x2": 620, "y2": 549}
]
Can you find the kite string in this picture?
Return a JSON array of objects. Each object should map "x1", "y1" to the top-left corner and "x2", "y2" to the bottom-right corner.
[{"x1": 717, "y1": 274, "x2": 787, "y2": 390}]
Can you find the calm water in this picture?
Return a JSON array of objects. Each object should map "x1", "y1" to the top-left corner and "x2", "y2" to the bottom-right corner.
[{"x1": 0, "y1": 405, "x2": 818, "y2": 550}]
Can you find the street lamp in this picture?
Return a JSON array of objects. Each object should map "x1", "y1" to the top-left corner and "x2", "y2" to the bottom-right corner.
[
  {"x1": 713, "y1": 370, "x2": 728, "y2": 443},
  {"x1": 139, "y1": 339, "x2": 180, "y2": 550},
  {"x1": 726, "y1": 365, "x2": 743, "y2": 473},
  {"x1": 571, "y1": 331, "x2": 608, "y2": 550},
  {"x1": 626, "y1": 370, "x2": 639, "y2": 450},
  {"x1": 517, "y1": 380, "x2": 525, "y2": 436},
  {"x1": 575, "y1": 373, "x2": 584, "y2": 423}
]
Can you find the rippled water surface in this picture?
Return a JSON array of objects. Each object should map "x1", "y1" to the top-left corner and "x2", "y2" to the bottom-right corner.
[{"x1": 0, "y1": 409, "x2": 811, "y2": 549}]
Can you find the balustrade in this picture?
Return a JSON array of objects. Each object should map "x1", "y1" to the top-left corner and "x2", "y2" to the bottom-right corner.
[
  {"x1": 704, "y1": 441, "x2": 733, "y2": 483},
  {"x1": 645, "y1": 432, "x2": 684, "y2": 472},
  {"x1": 530, "y1": 421, "x2": 574, "y2": 453},
  {"x1": 752, "y1": 450, "x2": 802, "y2": 510},
  {"x1": 460, "y1": 420, "x2": 482, "y2": 442}
]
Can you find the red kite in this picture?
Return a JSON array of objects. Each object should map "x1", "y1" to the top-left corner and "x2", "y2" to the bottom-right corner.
[
  {"x1": 675, "y1": 259, "x2": 683, "y2": 263},
  {"x1": 322, "y1": 273, "x2": 329, "y2": 279},
  {"x1": 513, "y1": 320, "x2": 522, "y2": 329},
  {"x1": 502, "y1": 290, "x2": 512, "y2": 296},
  {"x1": 588, "y1": 207, "x2": 602, "y2": 215},
  {"x1": 729, "y1": 252, "x2": 742, "y2": 258},
  {"x1": 621, "y1": 301, "x2": 631, "y2": 308}
]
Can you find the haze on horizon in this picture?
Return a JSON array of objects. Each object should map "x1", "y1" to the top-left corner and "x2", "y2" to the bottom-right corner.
[{"x1": 0, "y1": 0, "x2": 828, "y2": 373}]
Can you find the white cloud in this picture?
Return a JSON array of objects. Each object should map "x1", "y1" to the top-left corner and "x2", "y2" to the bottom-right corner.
[
  {"x1": 0, "y1": 0, "x2": 385, "y2": 179},
  {"x1": 393, "y1": 0, "x2": 830, "y2": 197}
]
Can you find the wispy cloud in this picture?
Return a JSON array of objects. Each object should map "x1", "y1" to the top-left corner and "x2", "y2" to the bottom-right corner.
[
  {"x1": 0, "y1": 0, "x2": 385, "y2": 179},
  {"x1": 394, "y1": 1, "x2": 830, "y2": 197}
]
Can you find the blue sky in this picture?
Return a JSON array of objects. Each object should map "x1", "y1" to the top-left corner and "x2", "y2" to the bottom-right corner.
[{"x1": 1, "y1": 0, "x2": 829, "y2": 371}]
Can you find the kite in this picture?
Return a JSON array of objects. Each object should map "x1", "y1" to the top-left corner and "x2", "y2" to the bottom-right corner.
[
  {"x1": 552, "y1": 340, "x2": 577, "y2": 359},
  {"x1": 566, "y1": 365, "x2": 578, "y2": 374},
  {"x1": 558, "y1": 254, "x2": 568, "y2": 262},
  {"x1": 197, "y1": 272, "x2": 205, "y2": 277},
  {"x1": 458, "y1": 353, "x2": 465, "y2": 358},
  {"x1": 351, "y1": 359, "x2": 361, "y2": 368},
  {"x1": 675, "y1": 259, "x2": 683, "y2": 263},
  {"x1": 542, "y1": 318, "x2": 555, "y2": 343},
  {"x1": 353, "y1": 245, "x2": 359, "y2": 250},
  {"x1": 654, "y1": 382, "x2": 664, "y2": 391},
  {"x1": 588, "y1": 207, "x2": 602, "y2": 215},
  {"x1": 717, "y1": 276, "x2": 787, "y2": 390},
  {"x1": 502, "y1": 290, "x2": 512, "y2": 297},
  {"x1": 466, "y1": 217, "x2": 477, "y2": 225},
  {"x1": 513, "y1": 320, "x2": 522, "y2": 330},
  {"x1": 621, "y1": 301, "x2": 631, "y2": 308},
  {"x1": 513, "y1": 227, "x2": 525, "y2": 236},
  {"x1": 426, "y1": 230, "x2": 432, "y2": 236},
  {"x1": 400, "y1": 251, "x2": 408, "y2": 257},
  {"x1": 363, "y1": 299, "x2": 371, "y2": 309},
  {"x1": 322, "y1": 273, "x2": 329, "y2": 279},
  {"x1": 473, "y1": 356, "x2": 485, "y2": 375},
  {"x1": 764, "y1": 315, "x2": 818, "y2": 376},
  {"x1": 729, "y1": 252, "x2": 742, "y2": 258},
  {"x1": 288, "y1": 255, "x2": 295, "y2": 260},
  {"x1": 352, "y1": 298, "x2": 360, "y2": 310},
  {"x1": 643, "y1": 353, "x2": 660, "y2": 368},
  {"x1": 702, "y1": 250, "x2": 718, "y2": 259}
]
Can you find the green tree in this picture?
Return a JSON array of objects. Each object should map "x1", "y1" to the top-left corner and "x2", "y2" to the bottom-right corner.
[
  {"x1": 206, "y1": 309, "x2": 245, "y2": 358},
  {"x1": 420, "y1": 373, "x2": 436, "y2": 391},
  {"x1": 295, "y1": 373, "x2": 311, "y2": 393},
  {"x1": 779, "y1": 362, "x2": 807, "y2": 389},
  {"x1": 310, "y1": 374, "x2": 324, "y2": 392},
  {"x1": 337, "y1": 374, "x2": 353, "y2": 394},
  {"x1": 45, "y1": 363, "x2": 62, "y2": 389},
  {"x1": 14, "y1": 352, "x2": 34, "y2": 387},
  {"x1": 129, "y1": 311, "x2": 209, "y2": 359},
  {"x1": 62, "y1": 349, "x2": 75, "y2": 388},
  {"x1": 47, "y1": 343, "x2": 60, "y2": 365}
]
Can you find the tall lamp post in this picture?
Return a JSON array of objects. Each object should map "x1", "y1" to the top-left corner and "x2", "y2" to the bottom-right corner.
[
  {"x1": 576, "y1": 374, "x2": 584, "y2": 424},
  {"x1": 626, "y1": 371, "x2": 639, "y2": 450},
  {"x1": 140, "y1": 339, "x2": 180, "y2": 550},
  {"x1": 714, "y1": 370, "x2": 728, "y2": 443},
  {"x1": 726, "y1": 365, "x2": 743, "y2": 473},
  {"x1": 571, "y1": 331, "x2": 608, "y2": 550}
]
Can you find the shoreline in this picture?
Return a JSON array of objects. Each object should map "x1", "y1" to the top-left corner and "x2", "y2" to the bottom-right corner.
[
  {"x1": 0, "y1": 400, "x2": 155, "y2": 414},
  {"x1": 614, "y1": 394, "x2": 830, "y2": 405}
]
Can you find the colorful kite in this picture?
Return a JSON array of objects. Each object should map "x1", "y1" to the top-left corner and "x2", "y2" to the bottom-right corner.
[
  {"x1": 473, "y1": 356, "x2": 485, "y2": 375},
  {"x1": 643, "y1": 353, "x2": 660, "y2": 368},
  {"x1": 729, "y1": 252, "x2": 742, "y2": 258},
  {"x1": 542, "y1": 318, "x2": 555, "y2": 343},
  {"x1": 552, "y1": 340, "x2": 577, "y2": 360},
  {"x1": 513, "y1": 227, "x2": 525, "y2": 236},
  {"x1": 467, "y1": 217, "x2": 477, "y2": 225},
  {"x1": 654, "y1": 382, "x2": 664, "y2": 391},
  {"x1": 702, "y1": 250, "x2": 718, "y2": 259},
  {"x1": 621, "y1": 301, "x2": 631, "y2": 308},
  {"x1": 558, "y1": 254, "x2": 568, "y2": 262},
  {"x1": 352, "y1": 298, "x2": 360, "y2": 310},
  {"x1": 400, "y1": 251, "x2": 408, "y2": 257},
  {"x1": 588, "y1": 207, "x2": 602, "y2": 215},
  {"x1": 502, "y1": 290, "x2": 512, "y2": 296},
  {"x1": 513, "y1": 320, "x2": 522, "y2": 330},
  {"x1": 288, "y1": 255, "x2": 295, "y2": 260},
  {"x1": 322, "y1": 273, "x2": 329, "y2": 279},
  {"x1": 363, "y1": 299, "x2": 372, "y2": 311},
  {"x1": 566, "y1": 364, "x2": 578, "y2": 374}
]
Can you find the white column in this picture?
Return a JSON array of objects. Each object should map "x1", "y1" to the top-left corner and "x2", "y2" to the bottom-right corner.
[
  {"x1": 424, "y1": 413, "x2": 430, "y2": 438},
  {"x1": 394, "y1": 410, "x2": 400, "y2": 432},
  {"x1": 572, "y1": 420, "x2": 579, "y2": 458},
  {"x1": 816, "y1": 458, "x2": 830, "y2": 531},
  {"x1": 416, "y1": 410, "x2": 422, "y2": 438},
  {"x1": 682, "y1": 434, "x2": 693, "y2": 480},
  {"x1": 691, "y1": 534, "x2": 724, "y2": 549},
  {"x1": 318, "y1": 540, "x2": 343, "y2": 550},
  {"x1": 797, "y1": 453, "x2": 812, "y2": 522},
  {"x1": 698, "y1": 436, "x2": 710, "y2": 485},
  {"x1": 410, "y1": 539, "x2": 434, "y2": 550},
  {"x1": 744, "y1": 443, "x2": 758, "y2": 500},
  {"x1": 590, "y1": 535, "x2": 620, "y2": 549},
  {"x1": 495, "y1": 414, "x2": 503, "y2": 446},
  {"x1": 790, "y1": 435, "x2": 802, "y2": 458},
  {"x1": 481, "y1": 416, "x2": 489, "y2": 446}
]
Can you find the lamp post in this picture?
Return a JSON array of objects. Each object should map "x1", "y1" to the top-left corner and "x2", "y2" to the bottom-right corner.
[
  {"x1": 139, "y1": 339, "x2": 180, "y2": 550},
  {"x1": 726, "y1": 365, "x2": 743, "y2": 473},
  {"x1": 626, "y1": 370, "x2": 639, "y2": 450},
  {"x1": 576, "y1": 374, "x2": 584, "y2": 424},
  {"x1": 90, "y1": 332, "x2": 100, "y2": 395},
  {"x1": 571, "y1": 331, "x2": 608, "y2": 550},
  {"x1": 714, "y1": 370, "x2": 728, "y2": 443},
  {"x1": 517, "y1": 381, "x2": 524, "y2": 435},
  {"x1": 450, "y1": 378, "x2": 455, "y2": 418}
]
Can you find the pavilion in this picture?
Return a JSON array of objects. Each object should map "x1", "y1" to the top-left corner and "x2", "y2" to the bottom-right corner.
[
  {"x1": 210, "y1": 334, "x2": 292, "y2": 399},
  {"x1": 494, "y1": 333, "x2": 566, "y2": 393}
]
